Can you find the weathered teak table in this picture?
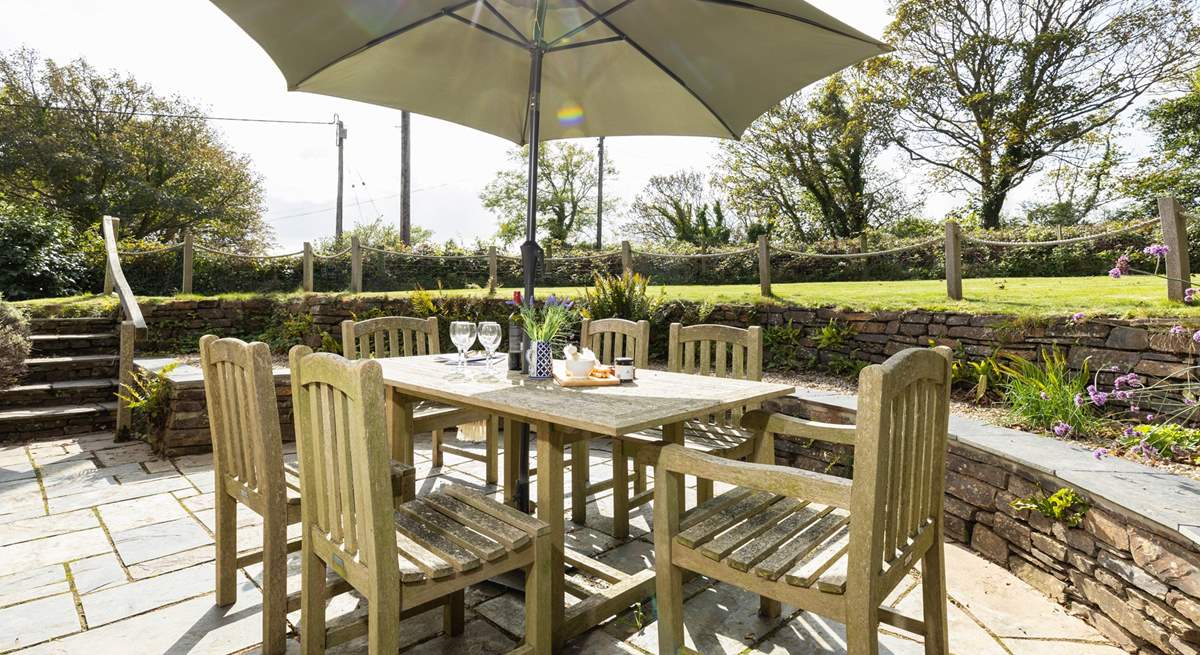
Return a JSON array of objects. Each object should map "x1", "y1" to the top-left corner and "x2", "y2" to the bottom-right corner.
[{"x1": 376, "y1": 355, "x2": 794, "y2": 649}]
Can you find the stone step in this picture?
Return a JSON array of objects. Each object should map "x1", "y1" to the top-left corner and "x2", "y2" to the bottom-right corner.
[
  {"x1": 21, "y1": 355, "x2": 120, "y2": 384},
  {"x1": 0, "y1": 378, "x2": 118, "y2": 409},
  {"x1": 29, "y1": 333, "x2": 119, "y2": 357},
  {"x1": 0, "y1": 401, "x2": 117, "y2": 443},
  {"x1": 28, "y1": 317, "x2": 118, "y2": 335}
]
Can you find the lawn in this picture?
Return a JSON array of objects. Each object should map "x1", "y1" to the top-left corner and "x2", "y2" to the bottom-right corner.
[{"x1": 17, "y1": 275, "x2": 1199, "y2": 319}]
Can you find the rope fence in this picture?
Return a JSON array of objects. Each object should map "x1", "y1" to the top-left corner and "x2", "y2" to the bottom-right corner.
[{"x1": 102, "y1": 196, "x2": 1193, "y2": 302}]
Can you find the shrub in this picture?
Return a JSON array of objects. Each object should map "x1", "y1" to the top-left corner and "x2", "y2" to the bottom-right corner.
[
  {"x1": 582, "y1": 272, "x2": 663, "y2": 321},
  {"x1": 1121, "y1": 423, "x2": 1200, "y2": 463},
  {"x1": 764, "y1": 321, "x2": 812, "y2": 372},
  {"x1": 117, "y1": 362, "x2": 179, "y2": 446},
  {"x1": 257, "y1": 309, "x2": 338, "y2": 354},
  {"x1": 0, "y1": 204, "x2": 89, "y2": 299},
  {"x1": 950, "y1": 346, "x2": 1006, "y2": 402},
  {"x1": 999, "y1": 349, "x2": 1101, "y2": 435},
  {"x1": 0, "y1": 297, "x2": 31, "y2": 390},
  {"x1": 1011, "y1": 487, "x2": 1089, "y2": 527}
]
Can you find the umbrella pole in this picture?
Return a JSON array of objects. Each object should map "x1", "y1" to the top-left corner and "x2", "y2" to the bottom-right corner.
[{"x1": 516, "y1": 41, "x2": 545, "y2": 515}]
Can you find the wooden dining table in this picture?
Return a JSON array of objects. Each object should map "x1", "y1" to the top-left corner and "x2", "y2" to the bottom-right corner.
[{"x1": 375, "y1": 354, "x2": 795, "y2": 649}]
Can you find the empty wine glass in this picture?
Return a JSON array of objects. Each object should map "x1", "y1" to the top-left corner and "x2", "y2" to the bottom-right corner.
[
  {"x1": 478, "y1": 322, "x2": 502, "y2": 372},
  {"x1": 449, "y1": 321, "x2": 476, "y2": 368}
]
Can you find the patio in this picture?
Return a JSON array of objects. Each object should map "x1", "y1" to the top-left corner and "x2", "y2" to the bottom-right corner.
[{"x1": 0, "y1": 429, "x2": 1123, "y2": 655}]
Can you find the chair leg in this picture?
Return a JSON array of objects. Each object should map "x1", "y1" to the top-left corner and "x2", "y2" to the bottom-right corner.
[
  {"x1": 261, "y1": 512, "x2": 289, "y2": 655},
  {"x1": 485, "y1": 415, "x2": 499, "y2": 486},
  {"x1": 570, "y1": 439, "x2": 589, "y2": 525},
  {"x1": 214, "y1": 487, "x2": 238, "y2": 606},
  {"x1": 845, "y1": 606, "x2": 880, "y2": 655},
  {"x1": 758, "y1": 597, "x2": 782, "y2": 619},
  {"x1": 524, "y1": 536, "x2": 552, "y2": 654},
  {"x1": 432, "y1": 429, "x2": 444, "y2": 468},
  {"x1": 503, "y1": 419, "x2": 519, "y2": 505},
  {"x1": 921, "y1": 543, "x2": 950, "y2": 654},
  {"x1": 299, "y1": 544, "x2": 327, "y2": 655},
  {"x1": 696, "y1": 477, "x2": 713, "y2": 506},
  {"x1": 611, "y1": 440, "x2": 629, "y2": 540},
  {"x1": 443, "y1": 590, "x2": 466, "y2": 636},
  {"x1": 634, "y1": 462, "x2": 647, "y2": 494}
]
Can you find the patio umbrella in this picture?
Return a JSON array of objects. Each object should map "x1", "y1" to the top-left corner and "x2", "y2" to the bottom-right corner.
[{"x1": 210, "y1": 0, "x2": 890, "y2": 510}]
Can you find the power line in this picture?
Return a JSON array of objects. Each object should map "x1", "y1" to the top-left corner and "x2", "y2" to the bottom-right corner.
[
  {"x1": 264, "y1": 180, "x2": 469, "y2": 222},
  {"x1": 0, "y1": 102, "x2": 334, "y2": 126}
]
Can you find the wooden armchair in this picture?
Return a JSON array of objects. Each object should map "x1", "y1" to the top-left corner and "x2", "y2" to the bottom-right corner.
[
  {"x1": 289, "y1": 346, "x2": 551, "y2": 655},
  {"x1": 199, "y1": 335, "x2": 416, "y2": 655},
  {"x1": 341, "y1": 316, "x2": 497, "y2": 485},
  {"x1": 561, "y1": 318, "x2": 652, "y2": 524},
  {"x1": 653, "y1": 346, "x2": 952, "y2": 655},
  {"x1": 610, "y1": 323, "x2": 763, "y2": 539}
]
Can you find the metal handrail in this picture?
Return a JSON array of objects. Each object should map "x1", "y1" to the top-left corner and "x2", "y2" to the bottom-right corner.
[{"x1": 102, "y1": 216, "x2": 146, "y2": 331}]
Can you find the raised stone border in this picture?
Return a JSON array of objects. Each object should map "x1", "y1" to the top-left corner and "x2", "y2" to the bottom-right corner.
[{"x1": 767, "y1": 392, "x2": 1200, "y2": 655}]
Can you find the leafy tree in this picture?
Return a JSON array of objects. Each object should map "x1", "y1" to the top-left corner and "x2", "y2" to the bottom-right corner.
[
  {"x1": 1121, "y1": 71, "x2": 1200, "y2": 213},
  {"x1": 0, "y1": 48, "x2": 269, "y2": 250},
  {"x1": 718, "y1": 69, "x2": 915, "y2": 240},
  {"x1": 882, "y1": 0, "x2": 1200, "y2": 229},
  {"x1": 480, "y1": 142, "x2": 616, "y2": 248},
  {"x1": 1024, "y1": 130, "x2": 1124, "y2": 225},
  {"x1": 627, "y1": 170, "x2": 733, "y2": 248},
  {"x1": 0, "y1": 202, "x2": 89, "y2": 300},
  {"x1": 314, "y1": 218, "x2": 432, "y2": 254}
]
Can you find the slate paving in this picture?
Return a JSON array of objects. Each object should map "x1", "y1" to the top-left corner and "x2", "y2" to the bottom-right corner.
[{"x1": 0, "y1": 431, "x2": 1124, "y2": 654}]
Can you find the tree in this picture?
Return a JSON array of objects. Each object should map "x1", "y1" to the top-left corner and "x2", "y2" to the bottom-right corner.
[
  {"x1": 627, "y1": 170, "x2": 733, "y2": 248},
  {"x1": 883, "y1": 0, "x2": 1200, "y2": 229},
  {"x1": 0, "y1": 48, "x2": 269, "y2": 250},
  {"x1": 1024, "y1": 130, "x2": 1124, "y2": 225},
  {"x1": 480, "y1": 142, "x2": 616, "y2": 248},
  {"x1": 1121, "y1": 71, "x2": 1200, "y2": 213},
  {"x1": 314, "y1": 218, "x2": 432, "y2": 254},
  {"x1": 718, "y1": 69, "x2": 915, "y2": 240}
]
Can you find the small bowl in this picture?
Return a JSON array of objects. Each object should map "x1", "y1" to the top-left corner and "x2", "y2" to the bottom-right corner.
[{"x1": 564, "y1": 357, "x2": 597, "y2": 378}]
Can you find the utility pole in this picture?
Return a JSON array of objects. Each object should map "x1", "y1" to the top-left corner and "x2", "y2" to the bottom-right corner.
[
  {"x1": 399, "y1": 110, "x2": 412, "y2": 244},
  {"x1": 595, "y1": 136, "x2": 604, "y2": 249},
  {"x1": 334, "y1": 115, "x2": 348, "y2": 239}
]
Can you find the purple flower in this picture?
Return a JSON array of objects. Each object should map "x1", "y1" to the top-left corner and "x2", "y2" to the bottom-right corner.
[
  {"x1": 1130, "y1": 404, "x2": 1140, "y2": 412},
  {"x1": 1123, "y1": 426, "x2": 1136, "y2": 437},
  {"x1": 1143, "y1": 244, "x2": 1170, "y2": 257},
  {"x1": 1187, "y1": 289, "x2": 1197, "y2": 304},
  {"x1": 1068, "y1": 312, "x2": 1086, "y2": 325},
  {"x1": 1093, "y1": 447, "x2": 1109, "y2": 460},
  {"x1": 1172, "y1": 325, "x2": 1187, "y2": 335},
  {"x1": 1145, "y1": 414, "x2": 1156, "y2": 421},
  {"x1": 1109, "y1": 267, "x2": 1123, "y2": 279},
  {"x1": 1110, "y1": 254, "x2": 1131, "y2": 279},
  {"x1": 1114, "y1": 390, "x2": 1132, "y2": 401},
  {"x1": 1052, "y1": 422, "x2": 1073, "y2": 437},
  {"x1": 1113, "y1": 373, "x2": 1141, "y2": 390},
  {"x1": 1087, "y1": 384, "x2": 1108, "y2": 407},
  {"x1": 1074, "y1": 393, "x2": 1086, "y2": 407},
  {"x1": 1192, "y1": 329, "x2": 1200, "y2": 344},
  {"x1": 1186, "y1": 398, "x2": 1197, "y2": 406},
  {"x1": 1039, "y1": 391, "x2": 1050, "y2": 401}
]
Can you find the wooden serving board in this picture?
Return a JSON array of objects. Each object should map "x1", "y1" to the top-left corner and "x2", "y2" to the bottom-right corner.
[{"x1": 554, "y1": 371, "x2": 621, "y2": 387}]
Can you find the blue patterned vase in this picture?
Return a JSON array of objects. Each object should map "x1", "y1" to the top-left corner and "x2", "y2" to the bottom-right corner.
[{"x1": 528, "y1": 340, "x2": 553, "y2": 379}]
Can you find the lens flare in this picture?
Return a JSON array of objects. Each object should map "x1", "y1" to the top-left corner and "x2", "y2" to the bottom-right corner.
[{"x1": 556, "y1": 103, "x2": 585, "y2": 127}]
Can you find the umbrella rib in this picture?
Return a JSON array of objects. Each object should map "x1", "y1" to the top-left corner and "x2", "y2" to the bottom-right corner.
[
  {"x1": 698, "y1": 0, "x2": 890, "y2": 49},
  {"x1": 291, "y1": 0, "x2": 480, "y2": 90},
  {"x1": 480, "y1": 0, "x2": 532, "y2": 45},
  {"x1": 545, "y1": 0, "x2": 637, "y2": 48},
  {"x1": 546, "y1": 35, "x2": 625, "y2": 52},
  {"x1": 444, "y1": 12, "x2": 531, "y2": 49},
  {"x1": 574, "y1": 0, "x2": 739, "y2": 139}
]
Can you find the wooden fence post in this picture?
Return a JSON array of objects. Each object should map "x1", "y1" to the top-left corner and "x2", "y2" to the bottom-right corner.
[
  {"x1": 757, "y1": 234, "x2": 772, "y2": 297},
  {"x1": 302, "y1": 242, "x2": 314, "y2": 292},
  {"x1": 1159, "y1": 197, "x2": 1192, "y2": 302},
  {"x1": 944, "y1": 221, "x2": 963, "y2": 300},
  {"x1": 181, "y1": 233, "x2": 194, "y2": 295},
  {"x1": 103, "y1": 217, "x2": 119, "y2": 295},
  {"x1": 115, "y1": 320, "x2": 136, "y2": 440},
  {"x1": 488, "y1": 246, "x2": 498, "y2": 293},
  {"x1": 621, "y1": 240, "x2": 633, "y2": 276},
  {"x1": 351, "y1": 236, "x2": 363, "y2": 293}
]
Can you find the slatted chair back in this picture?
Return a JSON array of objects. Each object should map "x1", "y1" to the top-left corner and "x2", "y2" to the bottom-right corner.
[
  {"x1": 579, "y1": 318, "x2": 650, "y2": 367},
  {"x1": 667, "y1": 323, "x2": 763, "y2": 425},
  {"x1": 200, "y1": 335, "x2": 285, "y2": 515},
  {"x1": 848, "y1": 346, "x2": 952, "y2": 604},
  {"x1": 289, "y1": 346, "x2": 399, "y2": 600},
  {"x1": 341, "y1": 316, "x2": 441, "y2": 360}
]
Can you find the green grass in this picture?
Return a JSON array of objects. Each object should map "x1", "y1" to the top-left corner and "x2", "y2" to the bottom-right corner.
[{"x1": 16, "y1": 276, "x2": 1200, "y2": 319}]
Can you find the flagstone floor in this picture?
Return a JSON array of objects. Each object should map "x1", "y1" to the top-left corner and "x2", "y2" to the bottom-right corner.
[{"x1": 0, "y1": 431, "x2": 1123, "y2": 655}]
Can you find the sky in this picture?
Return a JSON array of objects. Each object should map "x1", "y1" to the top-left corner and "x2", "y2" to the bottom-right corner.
[{"x1": 2, "y1": 1, "x2": 899, "y2": 253}]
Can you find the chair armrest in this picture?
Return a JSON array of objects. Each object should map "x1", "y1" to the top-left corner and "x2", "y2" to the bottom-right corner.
[
  {"x1": 657, "y1": 444, "x2": 851, "y2": 508},
  {"x1": 741, "y1": 409, "x2": 856, "y2": 446}
]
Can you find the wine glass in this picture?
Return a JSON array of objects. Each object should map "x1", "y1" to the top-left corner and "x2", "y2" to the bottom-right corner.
[
  {"x1": 478, "y1": 322, "x2": 502, "y2": 372},
  {"x1": 449, "y1": 321, "x2": 477, "y2": 369}
]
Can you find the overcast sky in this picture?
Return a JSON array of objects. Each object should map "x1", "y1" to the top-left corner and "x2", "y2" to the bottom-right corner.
[{"x1": 4, "y1": 1, "x2": 911, "y2": 252}]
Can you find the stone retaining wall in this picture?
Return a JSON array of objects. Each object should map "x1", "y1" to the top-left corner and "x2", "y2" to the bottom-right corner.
[{"x1": 768, "y1": 395, "x2": 1200, "y2": 655}]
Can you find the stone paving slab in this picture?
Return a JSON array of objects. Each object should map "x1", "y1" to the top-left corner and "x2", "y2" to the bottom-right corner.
[{"x1": 0, "y1": 432, "x2": 1124, "y2": 655}]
